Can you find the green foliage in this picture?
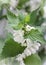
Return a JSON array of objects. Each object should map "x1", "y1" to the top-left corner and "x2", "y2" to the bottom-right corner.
[
  {"x1": 1, "y1": 38, "x2": 26, "y2": 58},
  {"x1": 24, "y1": 54, "x2": 42, "y2": 65},
  {"x1": 0, "y1": 0, "x2": 46, "y2": 65},
  {"x1": 7, "y1": 10, "x2": 25, "y2": 29},
  {"x1": 7, "y1": 10, "x2": 16, "y2": 23},
  {"x1": 26, "y1": 9, "x2": 44, "y2": 26},
  {"x1": 29, "y1": 9, "x2": 38, "y2": 25},
  {"x1": 24, "y1": 29, "x2": 46, "y2": 44}
]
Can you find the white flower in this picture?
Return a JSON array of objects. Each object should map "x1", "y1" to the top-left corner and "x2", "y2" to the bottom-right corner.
[
  {"x1": 33, "y1": 44, "x2": 39, "y2": 50},
  {"x1": 16, "y1": 54, "x2": 23, "y2": 61},
  {"x1": 16, "y1": 54, "x2": 25, "y2": 65},
  {"x1": 19, "y1": 61, "x2": 25, "y2": 65},
  {"x1": 12, "y1": 28, "x2": 41, "y2": 65},
  {"x1": 21, "y1": 53, "x2": 26, "y2": 59},
  {"x1": 21, "y1": 42, "x2": 27, "y2": 46},
  {"x1": 26, "y1": 38, "x2": 33, "y2": 47},
  {"x1": 16, "y1": 41, "x2": 41, "y2": 65},
  {"x1": 13, "y1": 30, "x2": 25, "y2": 44},
  {"x1": 24, "y1": 48, "x2": 31, "y2": 56},
  {"x1": 26, "y1": 25, "x2": 35, "y2": 31},
  {"x1": 36, "y1": 42, "x2": 41, "y2": 47},
  {"x1": 29, "y1": 47, "x2": 36, "y2": 54},
  {"x1": 32, "y1": 41, "x2": 41, "y2": 51}
]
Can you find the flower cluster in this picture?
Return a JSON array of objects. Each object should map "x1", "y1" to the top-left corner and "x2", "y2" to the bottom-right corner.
[
  {"x1": 16, "y1": 39, "x2": 41, "y2": 65},
  {"x1": 26, "y1": 25, "x2": 35, "y2": 31},
  {"x1": 13, "y1": 30, "x2": 25, "y2": 44},
  {"x1": 13, "y1": 25, "x2": 36, "y2": 46},
  {"x1": 12, "y1": 25, "x2": 41, "y2": 65}
]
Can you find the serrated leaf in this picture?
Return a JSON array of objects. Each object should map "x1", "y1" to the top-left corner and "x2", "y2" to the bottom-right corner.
[
  {"x1": 24, "y1": 29, "x2": 46, "y2": 44},
  {"x1": 0, "y1": 32, "x2": 13, "y2": 60},
  {"x1": 1, "y1": 38, "x2": 26, "y2": 58},
  {"x1": 24, "y1": 54, "x2": 42, "y2": 65}
]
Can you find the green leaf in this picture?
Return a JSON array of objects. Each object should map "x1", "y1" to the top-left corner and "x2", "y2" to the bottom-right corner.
[
  {"x1": 24, "y1": 29, "x2": 46, "y2": 44},
  {"x1": 34, "y1": 10, "x2": 44, "y2": 26},
  {"x1": 24, "y1": 9, "x2": 44, "y2": 26},
  {"x1": 1, "y1": 38, "x2": 26, "y2": 58},
  {"x1": 0, "y1": 32, "x2": 13, "y2": 60},
  {"x1": 18, "y1": 13, "x2": 25, "y2": 21},
  {"x1": 29, "y1": 9, "x2": 38, "y2": 25},
  {"x1": 27, "y1": 8, "x2": 43, "y2": 26},
  {"x1": 7, "y1": 10, "x2": 25, "y2": 30},
  {"x1": 7, "y1": 10, "x2": 20, "y2": 29},
  {"x1": 7, "y1": 10, "x2": 17, "y2": 23},
  {"x1": 24, "y1": 54, "x2": 42, "y2": 65},
  {"x1": 0, "y1": 15, "x2": 7, "y2": 20}
]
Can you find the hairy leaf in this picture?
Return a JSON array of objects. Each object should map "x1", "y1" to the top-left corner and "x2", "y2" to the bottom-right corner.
[
  {"x1": 1, "y1": 38, "x2": 26, "y2": 58},
  {"x1": 24, "y1": 29, "x2": 46, "y2": 44}
]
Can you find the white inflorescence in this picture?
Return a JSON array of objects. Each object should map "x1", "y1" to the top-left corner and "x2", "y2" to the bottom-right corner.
[
  {"x1": 16, "y1": 38, "x2": 41, "y2": 65},
  {"x1": 26, "y1": 25, "x2": 35, "y2": 31},
  {"x1": 13, "y1": 30, "x2": 25, "y2": 44},
  {"x1": 12, "y1": 25, "x2": 41, "y2": 65},
  {"x1": 13, "y1": 25, "x2": 36, "y2": 45}
]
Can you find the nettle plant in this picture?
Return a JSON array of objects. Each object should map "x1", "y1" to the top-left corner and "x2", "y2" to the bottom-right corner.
[{"x1": 0, "y1": 0, "x2": 46, "y2": 65}]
